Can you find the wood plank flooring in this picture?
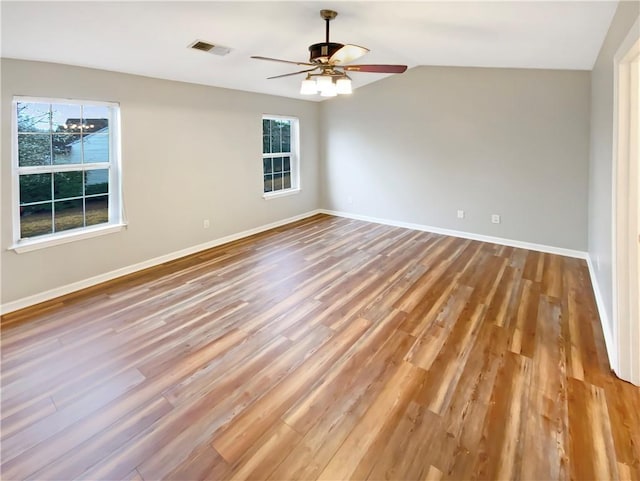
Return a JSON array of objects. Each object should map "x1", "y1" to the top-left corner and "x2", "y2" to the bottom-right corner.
[{"x1": 1, "y1": 213, "x2": 639, "y2": 480}]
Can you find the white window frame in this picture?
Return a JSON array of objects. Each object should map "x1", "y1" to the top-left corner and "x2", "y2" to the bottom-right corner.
[
  {"x1": 611, "y1": 17, "x2": 640, "y2": 386},
  {"x1": 262, "y1": 114, "x2": 300, "y2": 199},
  {"x1": 10, "y1": 96, "x2": 125, "y2": 253}
]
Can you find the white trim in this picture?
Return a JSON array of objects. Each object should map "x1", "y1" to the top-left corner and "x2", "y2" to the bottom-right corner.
[
  {"x1": 11, "y1": 97, "x2": 124, "y2": 247},
  {"x1": 0, "y1": 210, "x2": 322, "y2": 315},
  {"x1": 261, "y1": 115, "x2": 300, "y2": 195},
  {"x1": 262, "y1": 153, "x2": 293, "y2": 159},
  {"x1": 11, "y1": 98, "x2": 21, "y2": 246},
  {"x1": 9, "y1": 223, "x2": 127, "y2": 253},
  {"x1": 586, "y1": 255, "x2": 618, "y2": 373},
  {"x1": 13, "y1": 96, "x2": 118, "y2": 107},
  {"x1": 0, "y1": 209, "x2": 593, "y2": 315},
  {"x1": 18, "y1": 162, "x2": 109, "y2": 174},
  {"x1": 262, "y1": 113, "x2": 296, "y2": 122},
  {"x1": 611, "y1": 16, "x2": 640, "y2": 385},
  {"x1": 320, "y1": 209, "x2": 588, "y2": 259},
  {"x1": 263, "y1": 188, "x2": 301, "y2": 200}
]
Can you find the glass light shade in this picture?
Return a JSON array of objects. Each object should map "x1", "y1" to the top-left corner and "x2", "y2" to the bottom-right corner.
[
  {"x1": 320, "y1": 81, "x2": 337, "y2": 97},
  {"x1": 336, "y1": 77, "x2": 352, "y2": 94},
  {"x1": 300, "y1": 78, "x2": 318, "y2": 95},
  {"x1": 315, "y1": 75, "x2": 333, "y2": 91},
  {"x1": 330, "y1": 45, "x2": 369, "y2": 65}
]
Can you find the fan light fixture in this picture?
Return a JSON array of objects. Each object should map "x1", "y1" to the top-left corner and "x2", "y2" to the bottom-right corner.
[
  {"x1": 251, "y1": 10, "x2": 407, "y2": 97},
  {"x1": 300, "y1": 74, "x2": 352, "y2": 97},
  {"x1": 320, "y1": 81, "x2": 338, "y2": 97},
  {"x1": 254, "y1": 9, "x2": 408, "y2": 97},
  {"x1": 315, "y1": 75, "x2": 333, "y2": 90},
  {"x1": 300, "y1": 77, "x2": 318, "y2": 95},
  {"x1": 335, "y1": 77, "x2": 353, "y2": 95}
]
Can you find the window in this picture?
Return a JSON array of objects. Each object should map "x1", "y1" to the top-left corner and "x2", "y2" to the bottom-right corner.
[
  {"x1": 262, "y1": 115, "x2": 299, "y2": 197},
  {"x1": 12, "y1": 97, "x2": 123, "y2": 251}
]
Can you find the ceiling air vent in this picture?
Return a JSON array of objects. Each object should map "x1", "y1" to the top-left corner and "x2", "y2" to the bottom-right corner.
[{"x1": 189, "y1": 40, "x2": 231, "y2": 56}]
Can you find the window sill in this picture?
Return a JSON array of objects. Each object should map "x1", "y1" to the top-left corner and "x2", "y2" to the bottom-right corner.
[
  {"x1": 9, "y1": 223, "x2": 127, "y2": 254},
  {"x1": 262, "y1": 188, "x2": 301, "y2": 200}
]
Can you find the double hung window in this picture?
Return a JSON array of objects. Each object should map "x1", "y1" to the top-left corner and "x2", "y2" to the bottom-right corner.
[
  {"x1": 262, "y1": 115, "x2": 299, "y2": 197},
  {"x1": 12, "y1": 97, "x2": 123, "y2": 251}
]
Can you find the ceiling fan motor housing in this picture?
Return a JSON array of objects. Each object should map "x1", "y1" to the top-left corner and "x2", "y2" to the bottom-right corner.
[{"x1": 309, "y1": 42, "x2": 344, "y2": 63}]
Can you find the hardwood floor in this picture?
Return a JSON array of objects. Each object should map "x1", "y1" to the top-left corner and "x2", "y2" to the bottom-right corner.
[{"x1": 1, "y1": 213, "x2": 639, "y2": 480}]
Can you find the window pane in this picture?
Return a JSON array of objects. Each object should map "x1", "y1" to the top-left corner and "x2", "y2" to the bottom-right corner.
[
  {"x1": 264, "y1": 174, "x2": 273, "y2": 193},
  {"x1": 83, "y1": 133, "x2": 109, "y2": 163},
  {"x1": 17, "y1": 102, "x2": 50, "y2": 133},
  {"x1": 20, "y1": 174, "x2": 52, "y2": 204},
  {"x1": 51, "y1": 103, "x2": 81, "y2": 133},
  {"x1": 282, "y1": 123, "x2": 291, "y2": 152},
  {"x1": 263, "y1": 157, "x2": 272, "y2": 174},
  {"x1": 261, "y1": 117, "x2": 296, "y2": 194},
  {"x1": 273, "y1": 173, "x2": 283, "y2": 191},
  {"x1": 20, "y1": 203, "x2": 52, "y2": 238},
  {"x1": 271, "y1": 122, "x2": 282, "y2": 153},
  {"x1": 54, "y1": 199, "x2": 84, "y2": 232},
  {"x1": 14, "y1": 99, "x2": 119, "y2": 242},
  {"x1": 85, "y1": 169, "x2": 109, "y2": 195},
  {"x1": 85, "y1": 195, "x2": 108, "y2": 226},
  {"x1": 273, "y1": 157, "x2": 283, "y2": 173},
  {"x1": 52, "y1": 133, "x2": 81, "y2": 164},
  {"x1": 54, "y1": 171, "x2": 83, "y2": 199},
  {"x1": 18, "y1": 133, "x2": 51, "y2": 166},
  {"x1": 82, "y1": 105, "x2": 110, "y2": 134}
]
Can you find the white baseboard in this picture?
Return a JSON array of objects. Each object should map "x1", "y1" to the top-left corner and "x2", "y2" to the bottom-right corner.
[
  {"x1": 321, "y1": 208, "x2": 619, "y2": 373},
  {"x1": 585, "y1": 255, "x2": 618, "y2": 373},
  {"x1": 323, "y1": 209, "x2": 621, "y2": 372},
  {"x1": 0, "y1": 208, "x2": 592, "y2": 316},
  {"x1": 0, "y1": 210, "x2": 322, "y2": 315},
  {"x1": 320, "y1": 209, "x2": 588, "y2": 259}
]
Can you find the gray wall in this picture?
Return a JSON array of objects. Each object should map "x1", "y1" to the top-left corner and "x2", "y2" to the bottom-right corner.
[
  {"x1": 588, "y1": 1, "x2": 640, "y2": 334},
  {"x1": 0, "y1": 42, "x2": 618, "y2": 308},
  {"x1": 1, "y1": 59, "x2": 320, "y2": 305},
  {"x1": 320, "y1": 66, "x2": 591, "y2": 251}
]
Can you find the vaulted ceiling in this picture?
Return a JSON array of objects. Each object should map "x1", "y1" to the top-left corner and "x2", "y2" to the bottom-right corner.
[{"x1": 1, "y1": 1, "x2": 618, "y2": 101}]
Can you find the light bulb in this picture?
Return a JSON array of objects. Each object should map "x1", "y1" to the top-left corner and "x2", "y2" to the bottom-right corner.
[
  {"x1": 320, "y1": 81, "x2": 337, "y2": 97},
  {"x1": 336, "y1": 77, "x2": 352, "y2": 94},
  {"x1": 316, "y1": 75, "x2": 333, "y2": 91},
  {"x1": 300, "y1": 78, "x2": 318, "y2": 95}
]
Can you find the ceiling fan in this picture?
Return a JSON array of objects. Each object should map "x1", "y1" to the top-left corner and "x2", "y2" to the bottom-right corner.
[{"x1": 251, "y1": 9, "x2": 408, "y2": 97}]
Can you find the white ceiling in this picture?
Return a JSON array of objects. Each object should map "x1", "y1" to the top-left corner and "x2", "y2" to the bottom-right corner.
[{"x1": 1, "y1": 1, "x2": 618, "y2": 102}]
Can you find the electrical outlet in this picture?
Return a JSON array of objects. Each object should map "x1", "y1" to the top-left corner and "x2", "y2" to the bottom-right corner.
[
  {"x1": 457, "y1": 210, "x2": 465, "y2": 219},
  {"x1": 203, "y1": 219, "x2": 210, "y2": 229},
  {"x1": 491, "y1": 214, "x2": 501, "y2": 224},
  {"x1": 347, "y1": 196, "x2": 353, "y2": 205}
]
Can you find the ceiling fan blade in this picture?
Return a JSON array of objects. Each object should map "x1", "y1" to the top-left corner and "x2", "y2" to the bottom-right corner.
[
  {"x1": 251, "y1": 56, "x2": 315, "y2": 67},
  {"x1": 329, "y1": 44, "x2": 369, "y2": 65},
  {"x1": 267, "y1": 67, "x2": 319, "y2": 80},
  {"x1": 343, "y1": 64, "x2": 408, "y2": 74}
]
